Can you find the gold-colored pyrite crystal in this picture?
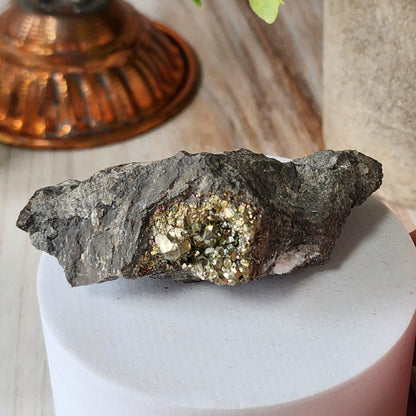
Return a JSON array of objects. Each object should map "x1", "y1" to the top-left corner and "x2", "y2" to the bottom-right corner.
[{"x1": 137, "y1": 194, "x2": 260, "y2": 285}]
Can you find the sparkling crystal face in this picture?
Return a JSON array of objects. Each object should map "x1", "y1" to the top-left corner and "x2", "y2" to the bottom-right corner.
[{"x1": 137, "y1": 193, "x2": 261, "y2": 285}]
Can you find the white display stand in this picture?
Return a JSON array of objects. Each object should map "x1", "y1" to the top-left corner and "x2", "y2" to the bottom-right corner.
[{"x1": 37, "y1": 197, "x2": 416, "y2": 416}]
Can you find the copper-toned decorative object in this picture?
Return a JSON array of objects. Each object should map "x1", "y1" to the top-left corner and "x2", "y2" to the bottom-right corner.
[{"x1": 0, "y1": 0, "x2": 200, "y2": 149}]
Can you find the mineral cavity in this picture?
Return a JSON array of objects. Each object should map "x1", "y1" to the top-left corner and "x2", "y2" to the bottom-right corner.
[{"x1": 138, "y1": 193, "x2": 260, "y2": 285}]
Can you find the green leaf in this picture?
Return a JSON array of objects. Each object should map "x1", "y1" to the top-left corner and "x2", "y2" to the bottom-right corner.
[
  {"x1": 192, "y1": 0, "x2": 202, "y2": 7},
  {"x1": 249, "y1": 0, "x2": 284, "y2": 24}
]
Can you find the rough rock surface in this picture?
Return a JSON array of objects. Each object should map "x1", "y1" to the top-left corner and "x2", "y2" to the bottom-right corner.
[{"x1": 17, "y1": 149, "x2": 382, "y2": 286}]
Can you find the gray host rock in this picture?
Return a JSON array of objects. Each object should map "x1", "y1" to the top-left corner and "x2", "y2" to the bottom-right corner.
[{"x1": 17, "y1": 149, "x2": 382, "y2": 286}]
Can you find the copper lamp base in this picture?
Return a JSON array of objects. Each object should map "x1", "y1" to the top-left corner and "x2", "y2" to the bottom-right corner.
[{"x1": 0, "y1": 1, "x2": 200, "y2": 149}]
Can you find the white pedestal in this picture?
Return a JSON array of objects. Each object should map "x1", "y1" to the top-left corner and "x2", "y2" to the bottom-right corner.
[{"x1": 37, "y1": 197, "x2": 416, "y2": 416}]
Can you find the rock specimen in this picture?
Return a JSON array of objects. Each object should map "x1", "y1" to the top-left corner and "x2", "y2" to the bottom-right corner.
[{"x1": 17, "y1": 149, "x2": 382, "y2": 286}]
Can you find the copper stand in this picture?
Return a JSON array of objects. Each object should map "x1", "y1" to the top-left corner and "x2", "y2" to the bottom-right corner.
[{"x1": 0, "y1": 1, "x2": 200, "y2": 149}]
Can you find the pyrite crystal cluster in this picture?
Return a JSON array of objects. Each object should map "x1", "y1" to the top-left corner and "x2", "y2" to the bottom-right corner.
[{"x1": 17, "y1": 150, "x2": 382, "y2": 286}]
